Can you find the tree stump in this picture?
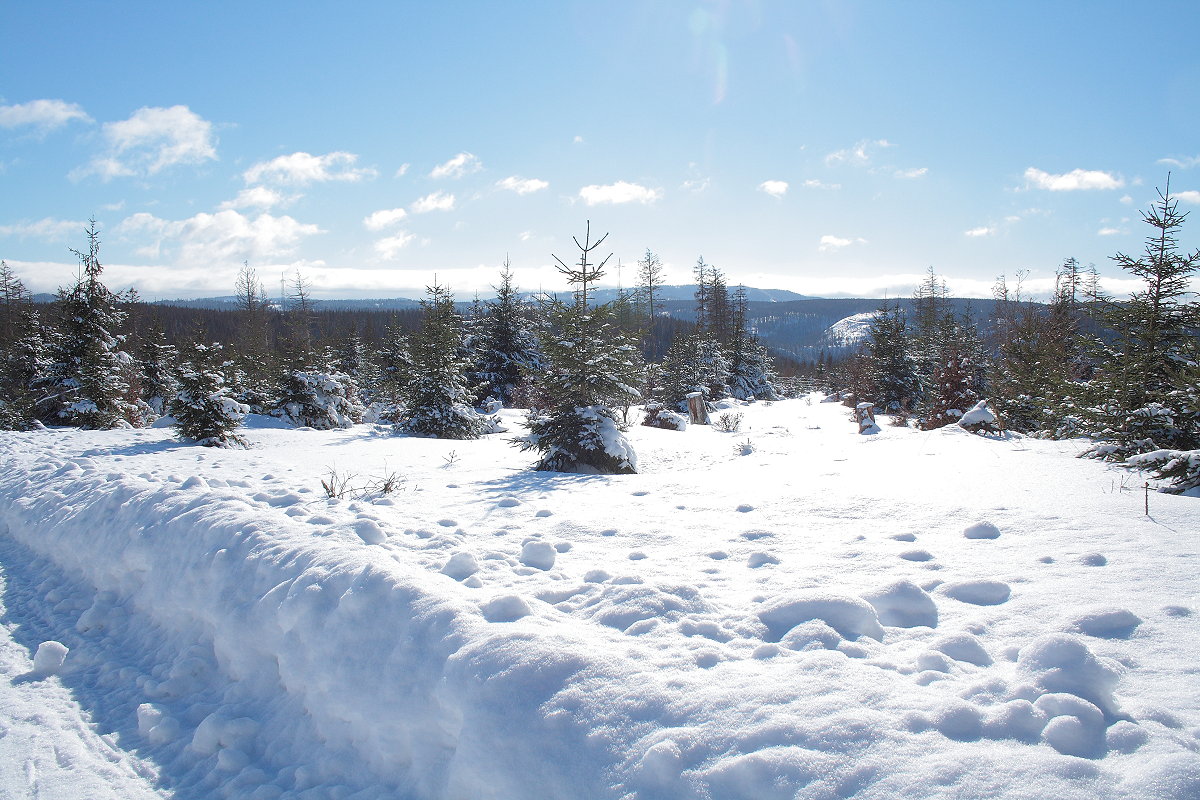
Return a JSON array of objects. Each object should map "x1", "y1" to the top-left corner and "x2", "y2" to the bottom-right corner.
[
  {"x1": 856, "y1": 402, "x2": 877, "y2": 433},
  {"x1": 686, "y1": 392, "x2": 710, "y2": 425}
]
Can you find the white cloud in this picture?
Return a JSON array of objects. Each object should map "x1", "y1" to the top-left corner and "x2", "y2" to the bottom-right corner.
[
  {"x1": 681, "y1": 177, "x2": 710, "y2": 193},
  {"x1": 0, "y1": 99, "x2": 91, "y2": 130},
  {"x1": 430, "y1": 152, "x2": 482, "y2": 179},
  {"x1": 825, "y1": 138, "x2": 892, "y2": 167},
  {"x1": 964, "y1": 226, "x2": 994, "y2": 238},
  {"x1": 496, "y1": 176, "x2": 549, "y2": 195},
  {"x1": 1024, "y1": 167, "x2": 1123, "y2": 191},
  {"x1": 1175, "y1": 190, "x2": 1200, "y2": 204},
  {"x1": 116, "y1": 209, "x2": 321, "y2": 267},
  {"x1": 519, "y1": 230, "x2": 534, "y2": 241},
  {"x1": 243, "y1": 151, "x2": 376, "y2": 186},
  {"x1": 578, "y1": 181, "x2": 661, "y2": 206},
  {"x1": 573, "y1": 135, "x2": 584, "y2": 144},
  {"x1": 0, "y1": 217, "x2": 89, "y2": 240},
  {"x1": 895, "y1": 167, "x2": 928, "y2": 179},
  {"x1": 802, "y1": 179, "x2": 840, "y2": 190},
  {"x1": 1098, "y1": 227, "x2": 1123, "y2": 236},
  {"x1": 1120, "y1": 195, "x2": 1133, "y2": 205},
  {"x1": 395, "y1": 163, "x2": 410, "y2": 178},
  {"x1": 758, "y1": 180, "x2": 788, "y2": 198},
  {"x1": 818, "y1": 234, "x2": 866, "y2": 253},
  {"x1": 73, "y1": 105, "x2": 216, "y2": 180},
  {"x1": 410, "y1": 191, "x2": 456, "y2": 213},
  {"x1": 1158, "y1": 155, "x2": 1200, "y2": 169},
  {"x1": 363, "y1": 207, "x2": 409, "y2": 230},
  {"x1": 374, "y1": 231, "x2": 416, "y2": 260},
  {"x1": 219, "y1": 186, "x2": 291, "y2": 211}
]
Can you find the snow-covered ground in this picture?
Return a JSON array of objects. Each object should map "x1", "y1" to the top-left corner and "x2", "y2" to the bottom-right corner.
[{"x1": 0, "y1": 397, "x2": 1197, "y2": 799}]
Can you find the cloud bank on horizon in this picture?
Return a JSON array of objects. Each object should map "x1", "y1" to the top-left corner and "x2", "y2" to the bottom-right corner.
[{"x1": 1, "y1": 3, "x2": 1197, "y2": 300}]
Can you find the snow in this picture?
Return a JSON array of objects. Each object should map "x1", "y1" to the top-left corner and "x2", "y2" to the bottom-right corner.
[{"x1": 0, "y1": 396, "x2": 1198, "y2": 799}]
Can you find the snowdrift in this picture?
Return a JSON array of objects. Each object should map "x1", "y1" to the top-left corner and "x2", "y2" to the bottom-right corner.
[{"x1": 1, "y1": 400, "x2": 1198, "y2": 799}]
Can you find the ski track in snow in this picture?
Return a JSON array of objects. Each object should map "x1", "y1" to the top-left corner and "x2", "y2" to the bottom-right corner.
[{"x1": 0, "y1": 396, "x2": 1198, "y2": 799}]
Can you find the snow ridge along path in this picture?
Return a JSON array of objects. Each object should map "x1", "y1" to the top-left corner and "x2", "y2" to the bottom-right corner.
[{"x1": 0, "y1": 397, "x2": 1198, "y2": 799}]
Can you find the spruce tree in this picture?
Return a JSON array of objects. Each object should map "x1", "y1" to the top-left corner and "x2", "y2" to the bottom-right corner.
[
  {"x1": 38, "y1": 220, "x2": 140, "y2": 428},
  {"x1": 171, "y1": 339, "x2": 248, "y2": 447},
  {"x1": 1082, "y1": 178, "x2": 1200, "y2": 458},
  {"x1": 399, "y1": 281, "x2": 485, "y2": 439},
  {"x1": 864, "y1": 300, "x2": 918, "y2": 412},
  {"x1": 471, "y1": 261, "x2": 543, "y2": 406},
  {"x1": 519, "y1": 222, "x2": 641, "y2": 473}
]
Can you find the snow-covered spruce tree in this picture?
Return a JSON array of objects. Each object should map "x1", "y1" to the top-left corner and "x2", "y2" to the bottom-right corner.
[
  {"x1": 37, "y1": 220, "x2": 141, "y2": 428},
  {"x1": 1081, "y1": 178, "x2": 1200, "y2": 460},
  {"x1": 519, "y1": 222, "x2": 642, "y2": 473},
  {"x1": 726, "y1": 285, "x2": 781, "y2": 401},
  {"x1": 658, "y1": 332, "x2": 706, "y2": 410},
  {"x1": 470, "y1": 260, "x2": 544, "y2": 407},
  {"x1": 171, "y1": 340, "x2": 248, "y2": 447},
  {"x1": 0, "y1": 310, "x2": 48, "y2": 430},
  {"x1": 137, "y1": 321, "x2": 177, "y2": 416},
  {"x1": 231, "y1": 262, "x2": 277, "y2": 409},
  {"x1": 864, "y1": 300, "x2": 919, "y2": 412},
  {"x1": 276, "y1": 369, "x2": 365, "y2": 429},
  {"x1": 398, "y1": 281, "x2": 486, "y2": 439}
]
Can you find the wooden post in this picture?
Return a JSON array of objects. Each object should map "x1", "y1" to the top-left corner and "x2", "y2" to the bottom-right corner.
[
  {"x1": 686, "y1": 392, "x2": 710, "y2": 425},
  {"x1": 856, "y1": 402, "x2": 876, "y2": 433}
]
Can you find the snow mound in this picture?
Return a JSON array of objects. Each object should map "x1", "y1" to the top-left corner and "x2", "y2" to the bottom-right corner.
[
  {"x1": 442, "y1": 551, "x2": 481, "y2": 580},
  {"x1": 33, "y1": 640, "x2": 69, "y2": 676},
  {"x1": 1017, "y1": 633, "x2": 1122, "y2": 717},
  {"x1": 756, "y1": 592, "x2": 885, "y2": 642},
  {"x1": 963, "y1": 521, "x2": 1001, "y2": 539},
  {"x1": 520, "y1": 540, "x2": 557, "y2": 570},
  {"x1": 932, "y1": 633, "x2": 991, "y2": 666},
  {"x1": 863, "y1": 580, "x2": 938, "y2": 628},
  {"x1": 941, "y1": 579, "x2": 1011, "y2": 606},
  {"x1": 1073, "y1": 607, "x2": 1142, "y2": 639}
]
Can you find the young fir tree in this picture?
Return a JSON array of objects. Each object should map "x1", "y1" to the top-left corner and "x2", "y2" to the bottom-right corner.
[
  {"x1": 725, "y1": 286, "x2": 781, "y2": 401},
  {"x1": 636, "y1": 248, "x2": 665, "y2": 359},
  {"x1": 138, "y1": 320, "x2": 178, "y2": 416},
  {"x1": 171, "y1": 339, "x2": 249, "y2": 447},
  {"x1": 375, "y1": 315, "x2": 414, "y2": 411},
  {"x1": 989, "y1": 262, "x2": 1090, "y2": 434},
  {"x1": 398, "y1": 281, "x2": 485, "y2": 439},
  {"x1": 864, "y1": 300, "x2": 919, "y2": 412},
  {"x1": 471, "y1": 261, "x2": 543, "y2": 406},
  {"x1": 1082, "y1": 178, "x2": 1200, "y2": 459},
  {"x1": 918, "y1": 313, "x2": 985, "y2": 431},
  {"x1": 38, "y1": 220, "x2": 140, "y2": 428},
  {"x1": 519, "y1": 222, "x2": 641, "y2": 473},
  {"x1": 659, "y1": 332, "x2": 707, "y2": 410}
]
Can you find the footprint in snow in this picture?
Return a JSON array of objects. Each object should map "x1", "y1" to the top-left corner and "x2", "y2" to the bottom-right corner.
[
  {"x1": 891, "y1": 533, "x2": 917, "y2": 542},
  {"x1": 600, "y1": 529, "x2": 617, "y2": 537},
  {"x1": 535, "y1": 509, "x2": 553, "y2": 518},
  {"x1": 496, "y1": 497, "x2": 520, "y2": 508},
  {"x1": 736, "y1": 504, "x2": 755, "y2": 513},
  {"x1": 1038, "y1": 556, "x2": 1055, "y2": 564},
  {"x1": 741, "y1": 530, "x2": 773, "y2": 541},
  {"x1": 632, "y1": 491, "x2": 650, "y2": 497},
  {"x1": 707, "y1": 551, "x2": 728, "y2": 560},
  {"x1": 438, "y1": 519, "x2": 457, "y2": 527},
  {"x1": 628, "y1": 551, "x2": 647, "y2": 560},
  {"x1": 1081, "y1": 553, "x2": 1107, "y2": 566},
  {"x1": 900, "y1": 549, "x2": 935, "y2": 562}
]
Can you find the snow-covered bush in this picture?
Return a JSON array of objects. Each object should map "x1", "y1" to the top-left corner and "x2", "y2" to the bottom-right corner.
[
  {"x1": 171, "y1": 342, "x2": 248, "y2": 447},
  {"x1": 275, "y1": 370, "x2": 364, "y2": 430},
  {"x1": 958, "y1": 400, "x2": 999, "y2": 434},
  {"x1": 1128, "y1": 449, "x2": 1200, "y2": 494},
  {"x1": 642, "y1": 402, "x2": 688, "y2": 431}
]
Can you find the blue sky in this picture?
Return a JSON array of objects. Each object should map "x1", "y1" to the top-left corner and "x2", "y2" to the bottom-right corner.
[{"x1": 2, "y1": 1, "x2": 1199, "y2": 300}]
